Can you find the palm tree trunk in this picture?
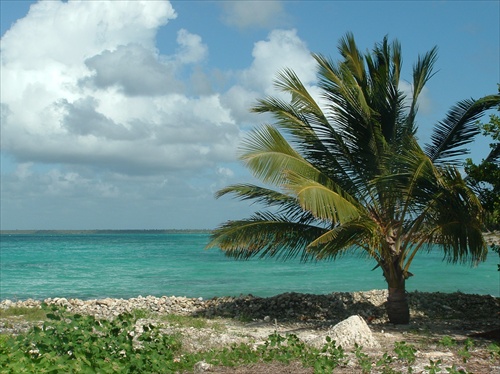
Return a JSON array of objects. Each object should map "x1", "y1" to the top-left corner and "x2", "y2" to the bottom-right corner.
[
  {"x1": 386, "y1": 280, "x2": 410, "y2": 324},
  {"x1": 382, "y1": 235, "x2": 410, "y2": 324}
]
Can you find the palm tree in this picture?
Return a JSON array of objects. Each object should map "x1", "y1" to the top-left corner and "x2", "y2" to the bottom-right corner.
[{"x1": 206, "y1": 33, "x2": 500, "y2": 324}]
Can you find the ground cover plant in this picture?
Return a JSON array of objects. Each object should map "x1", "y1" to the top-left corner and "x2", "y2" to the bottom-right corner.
[{"x1": 1, "y1": 304, "x2": 499, "y2": 373}]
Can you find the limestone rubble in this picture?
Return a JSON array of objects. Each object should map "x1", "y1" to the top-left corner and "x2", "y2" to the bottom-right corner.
[{"x1": 1, "y1": 289, "x2": 498, "y2": 324}]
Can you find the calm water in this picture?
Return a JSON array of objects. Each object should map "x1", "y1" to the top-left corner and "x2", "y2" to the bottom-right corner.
[{"x1": 1, "y1": 232, "x2": 498, "y2": 301}]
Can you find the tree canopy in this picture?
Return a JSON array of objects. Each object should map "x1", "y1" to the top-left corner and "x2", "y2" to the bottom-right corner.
[
  {"x1": 207, "y1": 33, "x2": 500, "y2": 324},
  {"x1": 465, "y1": 90, "x2": 500, "y2": 230}
]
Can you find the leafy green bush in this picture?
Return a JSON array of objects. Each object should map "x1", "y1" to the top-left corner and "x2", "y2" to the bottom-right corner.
[
  {"x1": 0, "y1": 304, "x2": 185, "y2": 373},
  {"x1": 438, "y1": 336, "x2": 457, "y2": 348},
  {"x1": 354, "y1": 343, "x2": 373, "y2": 373},
  {"x1": 488, "y1": 342, "x2": 500, "y2": 359}
]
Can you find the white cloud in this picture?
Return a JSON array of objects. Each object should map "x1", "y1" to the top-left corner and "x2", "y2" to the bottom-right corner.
[
  {"x1": 0, "y1": 1, "x2": 320, "y2": 229},
  {"x1": 1, "y1": 0, "x2": 176, "y2": 67},
  {"x1": 216, "y1": 167, "x2": 234, "y2": 178},
  {"x1": 240, "y1": 29, "x2": 316, "y2": 95},
  {"x1": 14, "y1": 162, "x2": 34, "y2": 180},
  {"x1": 0, "y1": 0, "x2": 239, "y2": 176},
  {"x1": 399, "y1": 81, "x2": 433, "y2": 115},
  {"x1": 83, "y1": 44, "x2": 183, "y2": 96},
  {"x1": 221, "y1": 85, "x2": 260, "y2": 125},
  {"x1": 189, "y1": 66, "x2": 213, "y2": 95},
  {"x1": 176, "y1": 29, "x2": 208, "y2": 64},
  {"x1": 220, "y1": 1, "x2": 287, "y2": 29},
  {"x1": 4, "y1": 165, "x2": 120, "y2": 200}
]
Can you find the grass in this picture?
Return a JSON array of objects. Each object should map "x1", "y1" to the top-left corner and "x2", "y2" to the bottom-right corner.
[
  {"x1": 127, "y1": 309, "x2": 227, "y2": 331},
  {"x1": 129, "y1": 308, "x2": 152, "y2": 319},
  {"x1": 161, "y1": 313, "x2": 222, "y2": 329},
  {"x1": 0, "y1": 306, "x2": 48, "y2": 321}
]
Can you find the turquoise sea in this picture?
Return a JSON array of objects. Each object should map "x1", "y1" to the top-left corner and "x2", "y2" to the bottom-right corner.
[{"x1": 1, "y1": 232, "x2": 499, "y2": 301}]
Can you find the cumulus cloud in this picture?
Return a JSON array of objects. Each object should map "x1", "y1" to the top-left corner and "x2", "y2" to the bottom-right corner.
[
  {"x1": 220, "y1": 85, "x2": 260, "y2": 126},
  {"x1": 240, "y1": 29, "x2": 316, "y2": 95},
  {"x1": 0, "y1": 0, "x2": 322, "y2": 229},
  {"x1": 0, "y1": 0, "x2": 238, "y2": 176},
  {"x1": 4, "y1": 164, "x2": 119, "y2": 201},
  {"x1": 83, "y1": 44, "x2": 183, "y2": 96},
  {"x1": 1, "y1": 0, "x2": 175, "y2": 67},
  {"x1": 59, "y1": 97, "x2": 135, "y2": 140},
  {"x1": 189, "y1": 66, "x2": 214, "y2": 96},
  {"x1": 176, "y1": 29, "x2": 208, "y2": 64},
  {"x1": 220, "y1": 1, "x2": 288, "y2": 29}
]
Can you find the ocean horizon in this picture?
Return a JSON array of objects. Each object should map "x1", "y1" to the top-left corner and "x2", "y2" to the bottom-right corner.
[{"x1": 1, "y1": 231, "x2": 498, "y2": 301}]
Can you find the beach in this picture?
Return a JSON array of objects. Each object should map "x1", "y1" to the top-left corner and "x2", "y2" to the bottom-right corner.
[{"x1": 2, "y1": 289, "x2": 499, "y2": 372}]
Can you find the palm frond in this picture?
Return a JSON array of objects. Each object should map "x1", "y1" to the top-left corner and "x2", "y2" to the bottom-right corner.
[
  {"x1": 483, "y1": 142, "x2": 500, "y2": 165},
  {"x1": 206, "y1": 214, "x2": 327, "y2": 261},
  {"x1": 314, "y1": 54, "x2": 380, "y2": 180},
  {"x1": 271, "y1": 69, "x2": 353, "y2": 163},
  {"x1": 365, "y1": 35, "x2": 405, "y2": 143},
  {"x1": 338, "y1": 32, "x2": 367, "y2": 88},
  {"x1": 425, "y1": 94, "x2": 500, "y2": 165},
  {"x1": 406, "y1": 166, "x2": 486, "y2": 265},
  {"x1": 274, "y1": 68, "x2": 324, "y2": 116},
  {"x1": 313, "y1": 42, "x2": 407, "y2": 180},
  {"x1": 285, "y1": 170, "x2": 362, "y2": 224},
  {"x1": 215, "y1": 183, "x2": 319, "y2": 225},
  {"x1": 239, "y1": 124, "x2": 313, "y2": 186},
  {"x1": 306, "y1": 218, "x2": 380, "y2": 261},
  {"x1": 215, "y1": 183, "x2": 291, "y2": 204},
  {"x1": 407, "y1": 46, "x2": 438, "y2": 127},
  {"x1": 252, "y1": 96, "x2": 316, "y2": 138}
]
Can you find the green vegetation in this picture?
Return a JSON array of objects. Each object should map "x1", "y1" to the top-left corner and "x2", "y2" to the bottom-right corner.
[
  {"x1": 160, "y1": 313, "x2": 225, "y2": 330},
  {"x1": 464, "y1": 87, "x2": 500, "y2": 231},
  {"x1": 488, "y1": 342, "x2": 500, "y2": 359},
  {"x1": 438, "y1": 335, "x2": 457, "y2": 348},
  {"x1": 1, "y1": 305, "x2": 498, "y2": 373},
  {"x1": 207, "y1": 32, "x2": 500, "y2": 324},
  {"x1": 0, "y1": 306, "x2": 48, "y2": 322},
  {"x1": 1, "y1": 305, "x2": 183, "y2": 373}
]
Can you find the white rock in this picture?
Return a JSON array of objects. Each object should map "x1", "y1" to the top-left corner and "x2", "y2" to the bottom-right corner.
[
  {"x1": 193, "y1": 360, "x2": 212, "y2": 372},
  {"x1": 309, "y1": 315, "x2": 379, "y2": 349},
  {"x1": 421, "y1": 351, "x2": 454, "y2": 358}
]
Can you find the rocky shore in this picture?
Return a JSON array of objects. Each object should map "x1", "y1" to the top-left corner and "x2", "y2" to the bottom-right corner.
[
  {"x1": 2, "y1": 289, "x2": 498, "y2": 328},
  {"x1": 483, "y1": 230, "x2": 500, "y2": 246}
]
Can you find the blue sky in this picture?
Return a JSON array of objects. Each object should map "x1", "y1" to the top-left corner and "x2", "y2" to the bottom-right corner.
[{"x1": 1, "y1": 0, "x2": 498, "y2": 230}]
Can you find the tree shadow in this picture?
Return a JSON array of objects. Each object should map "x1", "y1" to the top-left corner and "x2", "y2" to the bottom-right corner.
[
  {"x1": 188, "y1": 290, "x2": 499, "y2": 341},
  {"x1": 190, "y1": 291, "x2": 387, "y2": 325}
]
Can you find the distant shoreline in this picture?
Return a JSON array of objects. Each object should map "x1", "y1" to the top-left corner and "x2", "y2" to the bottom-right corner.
[
  {"x1": 1, "y1": 229, "x2": 497, "y2": 245},
  {"x1": 0, "y1": 229, "x2": 212, "y2": 235}
]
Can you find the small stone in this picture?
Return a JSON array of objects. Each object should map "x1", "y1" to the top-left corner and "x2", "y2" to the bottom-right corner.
[{"x1": 193, "y1": 360, "x2": 212, "y2": 373}]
